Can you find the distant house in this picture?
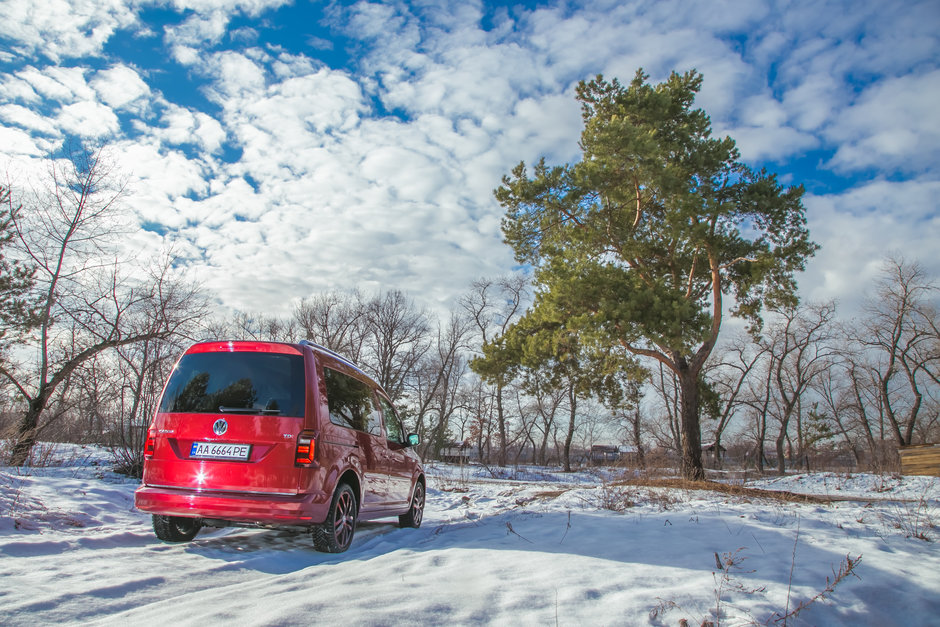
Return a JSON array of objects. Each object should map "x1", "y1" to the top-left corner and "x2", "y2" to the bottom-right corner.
[
  {"x1": 703, "y1": 442, "x2": 727, "y2": 466},
  {"x1": 590, "y1": 444, "x2": 620, "y2": 463},
  {"x1": 703, "y1": 442, "x2": 726, "y2": 455},
  {"x1": 440, "y1": 441, "x2": 472, "y2": 464},
  {"x1": 590, "y1": 444, "x2": 640, "y2": 465}
]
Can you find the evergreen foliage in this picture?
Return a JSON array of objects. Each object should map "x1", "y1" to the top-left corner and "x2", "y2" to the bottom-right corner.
[{"x1": 0, "y1": 186, "x2": 39, "y2": 348}]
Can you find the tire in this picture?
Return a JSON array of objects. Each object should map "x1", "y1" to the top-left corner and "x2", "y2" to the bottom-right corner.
[
  {"x1": 152, "y1": 515, "x2": 202, "y2": 542},
  {"x1": 313, "y1": 483, "x2": 358, "y2": 553},
  {"x1": 398, "y1": 480, "x2": 425, "y2": 528}
]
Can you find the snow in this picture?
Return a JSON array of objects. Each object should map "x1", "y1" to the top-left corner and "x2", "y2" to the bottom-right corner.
[{"x1": 2, "y1": 444, "x2": 939, "y2": 626}]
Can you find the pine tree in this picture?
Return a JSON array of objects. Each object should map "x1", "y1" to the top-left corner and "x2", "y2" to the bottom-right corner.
[{"x1": 495, "y1": 70, "x2": 817, "y2": 479}]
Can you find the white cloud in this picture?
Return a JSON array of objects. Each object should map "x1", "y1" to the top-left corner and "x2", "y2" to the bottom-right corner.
[
  {"x1": 779, "y1": 74, "x2": 844, "y2": 134},
  {"x1": 0, "y1": 74, "x2": 42, "y2": 104},
  {"x1": 162, "y1": 0, "x2": 293, "y2": 64},
  {"x1": 15, "y1": 66, "x2": 95, "y2": 103},
  {"x1": 826, "y1": 70, "x2": 940, "y2": 174},
  {"x1": 150, "y1": 105, "x2": 199, "y2": 145},
  {"x1": 802, "y1": 179, "x2": 940, "y2": 316},
  {"x1": 729, "y1": 125, "x2": 818, "y2": 163},
  {"x1": 134, "y1": 51, "x2": 520, "y2": 314},
  {"x1": 0, "y1": 127, "x2": 47, "y2": 157},
  {"x1": 0, "y1": 105, "x2": 59, "y2": 136},
  {"x1": 270, "y1": 52, "x2": 319, "y2": 80},
  {"x1": 166, "y1": 0, "x2": 289, "y2": 14},
  {"x1": 500, "y1": 94, "x2": 581, "y2": 164},
  {"x1": 192, "y1": 113, "x2": 227, "y2": 153},
  {"x1": 360, "y1": 146, "x2": 446, "y2": 204},
  {"x1": 116, "y1": 140, "x2": 212, "y2": 204},
  {"x1": 0, "y1": 0, "x2": 140, "y2": 62},
  {"x1": 169, "y1": 45, "x2": 201, "y2": 67},
  {"x1": 201, "y1": 61, "x2": 368, "y2": 193},
  {"x1": 206, "y1": 50, "x2": 268, "y2": 98},
  {"x1": 56, "y1": 102, "x2": 120, "y2": 138},
  {"x1": 91, "y1": 65, "x2": 152, "y2": 112},
  {"x1": 164, "y1": 9, "x2": 231, "y2": 63},
  {"x1": 0, "y1": 0, "x2": 291, "y2": 62},
  {"x1": 147, "y1": 104, "x2": 226, "y2": 153}
]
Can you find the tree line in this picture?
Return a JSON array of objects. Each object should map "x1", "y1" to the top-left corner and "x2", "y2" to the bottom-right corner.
[{"x1": 1, "y1": 71, "x2": 937, "y2": 478}]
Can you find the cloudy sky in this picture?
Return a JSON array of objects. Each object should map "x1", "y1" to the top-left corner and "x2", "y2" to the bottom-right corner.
[{"x1": 1, "y1": 0, "x2": 938, "y2": 320}]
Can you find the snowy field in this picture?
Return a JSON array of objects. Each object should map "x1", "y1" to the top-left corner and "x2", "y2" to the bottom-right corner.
[{"x1": 1, "y1": 445, "x2": 939, "y2": 626}]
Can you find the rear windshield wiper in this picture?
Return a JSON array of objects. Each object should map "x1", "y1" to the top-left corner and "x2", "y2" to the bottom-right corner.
[{"x1": 218, "y1": 406, "x2": 281, "y2": 415}]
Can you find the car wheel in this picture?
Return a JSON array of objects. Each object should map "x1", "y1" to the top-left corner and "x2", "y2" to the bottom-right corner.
[
  {"x1": 313, "y1": 483, "x2": 358, "y2": 553},
  {"x1": 398, "y1": 480, "x2": 425, "y2": 528},
  {"x1": 152, "y1": 514, "x2": 202, "y2": 542}
]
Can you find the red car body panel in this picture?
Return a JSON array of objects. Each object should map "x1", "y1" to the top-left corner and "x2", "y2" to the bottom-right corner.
[{"x1": 135, "y1": 340, "x2": 424, "y2": 530}]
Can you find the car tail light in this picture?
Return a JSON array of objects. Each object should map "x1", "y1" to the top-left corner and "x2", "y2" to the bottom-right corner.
[
  {"x1": 144, "y1": 433, "x2": 156, "y2": 458},
  {"x1": 295, "y1": 430, "x2": 317, "y2": 466}
]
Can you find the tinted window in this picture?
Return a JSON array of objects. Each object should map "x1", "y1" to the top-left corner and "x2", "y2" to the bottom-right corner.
[
  {"x1": 159, "y1": 352, "x2": 305, "y2": 417},
  {"x1": 377, "y1": 396, "x2": 404, "y2": 444},
  {"x1": 324, "y1": 368, "x2": 382, "y2": 435}
]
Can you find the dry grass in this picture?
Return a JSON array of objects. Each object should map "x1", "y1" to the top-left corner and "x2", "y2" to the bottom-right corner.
[
  {"x1": 614, "y1": 477, "x2": 838, "y2": 504},
  {"x1": 533, "y1": 489, "x2": 569, "y2": 499}
]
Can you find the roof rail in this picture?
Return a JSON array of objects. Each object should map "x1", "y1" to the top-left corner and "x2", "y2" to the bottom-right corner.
[{"x1": 298, "y1": 340, "x2": 357, "y2": 368}]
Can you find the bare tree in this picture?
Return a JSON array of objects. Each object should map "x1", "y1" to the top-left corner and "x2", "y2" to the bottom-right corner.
[
  {"x1": 230, "y1": 311, "x2": 298, "y2": 343},
  {"x1": 462, "y1": 377, "x2": 496, "y2": 462},
  {"x1": 509, "y1": 384, "x2": 540, "y2": 464},
  {"x1": 522, "y1": 369, "x2": 566, "y2": 465},
  {"x1": 108, "y1": 331, "x2": 198, "y2": 476},
  {"x1": 199, "y1": 316, "x2": 235, "y2": 341},
  {"x1": 363, "y1": 289, "x2": 431, "y2": 403},
  {"x1": 462, "y1": 275, "x2": 528, "y2": 465},
  {"x1": 812, "y1": 365, "x2": 862, "y2": 466},
  {"x1": 616, "y1": 378, "x2": 646, "y2": 467},
  {"x1": 1, "y1": 145, "x2": 206, "y2": 465},
  {"x1": 855, "y1": 257, "x2": 939, "y2": 447},
  {"x1": 648, "y1": 362, "x2": 682, "y2": 454},
  {"x1": 742, "y1": 348, "x2": 776, "y2": 474},
  {"x1": 846, "y1": 361, "x2": 890, "y2": 466},
  {"x1": 704, "y1": 333, "x2": 765, "y2": 468},
  {"x1": 759, "y1": 302, "x2": 838, "y2": 474},
  {"x1": 293, "y1": 290, "x2": 368, "y2": 361},
  {"x1": 419, "y1": 313, "x2": 473, "y2": 457}
]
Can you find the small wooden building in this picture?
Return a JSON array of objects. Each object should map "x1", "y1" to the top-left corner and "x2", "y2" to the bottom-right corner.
[{"x1": 899, "y1": 443, "x2": 940, "y2": 477}]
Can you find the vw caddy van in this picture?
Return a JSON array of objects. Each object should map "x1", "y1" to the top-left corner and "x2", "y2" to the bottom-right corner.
[{"x1": 134, "y1": 340, "x2": 425, "y2": 553}]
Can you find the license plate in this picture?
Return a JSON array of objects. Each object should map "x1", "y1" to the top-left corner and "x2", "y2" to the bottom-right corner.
[{"x1": 190, "y1": 442, "x2": 251, "y2": 461}]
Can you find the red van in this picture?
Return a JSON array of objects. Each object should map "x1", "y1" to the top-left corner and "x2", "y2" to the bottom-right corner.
[{"x1": 134, "y1": 340, "x2": 425, "y2": 553}]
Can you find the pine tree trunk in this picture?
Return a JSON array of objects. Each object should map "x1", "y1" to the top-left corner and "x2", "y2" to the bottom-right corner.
[
  {"x1": 677, "y1": 368, "x2": 705, "y2": 481},
  {"x1": 633, "y1": 407, "x2": 645, "y2": 467},
  {"x1": 563, "y1": 386, "x2": 577, "y2": 472},
  {"x1": 496, "y1": 382, "x2": 507, "y2": 466}
]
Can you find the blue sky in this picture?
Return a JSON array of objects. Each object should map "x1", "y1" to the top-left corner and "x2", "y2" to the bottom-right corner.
[{"x1": 1, "y1": 0, "x2": 938, "y2": 318}]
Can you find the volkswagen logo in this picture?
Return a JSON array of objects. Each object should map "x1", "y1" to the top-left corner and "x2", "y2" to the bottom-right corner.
[{"x1": 212, "y1": 418, "x2": 228, "y2": 436}]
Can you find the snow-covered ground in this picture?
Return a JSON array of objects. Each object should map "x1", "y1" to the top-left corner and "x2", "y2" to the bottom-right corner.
[{"x1": 2, "y1": 445, "x2": 939, "y2": 626}]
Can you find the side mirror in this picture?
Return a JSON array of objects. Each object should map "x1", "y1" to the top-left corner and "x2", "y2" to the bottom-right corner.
[{"x1": 407, "y1": 433, "x2": 420, "y2": 447}]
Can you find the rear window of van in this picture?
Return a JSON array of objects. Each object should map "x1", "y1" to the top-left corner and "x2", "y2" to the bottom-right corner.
[{"x1": 159, "y1": 352, "x2": 305, "y2": 417}]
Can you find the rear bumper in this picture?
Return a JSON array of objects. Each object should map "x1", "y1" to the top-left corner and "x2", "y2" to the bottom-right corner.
[{"x1": 135, "y1": 485, "x2": 331, "y2": 526}]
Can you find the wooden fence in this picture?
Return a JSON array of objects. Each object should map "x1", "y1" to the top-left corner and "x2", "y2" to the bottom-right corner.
[{"x1": 899, "y1": 444, "x2": 940, "y2": 477}]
